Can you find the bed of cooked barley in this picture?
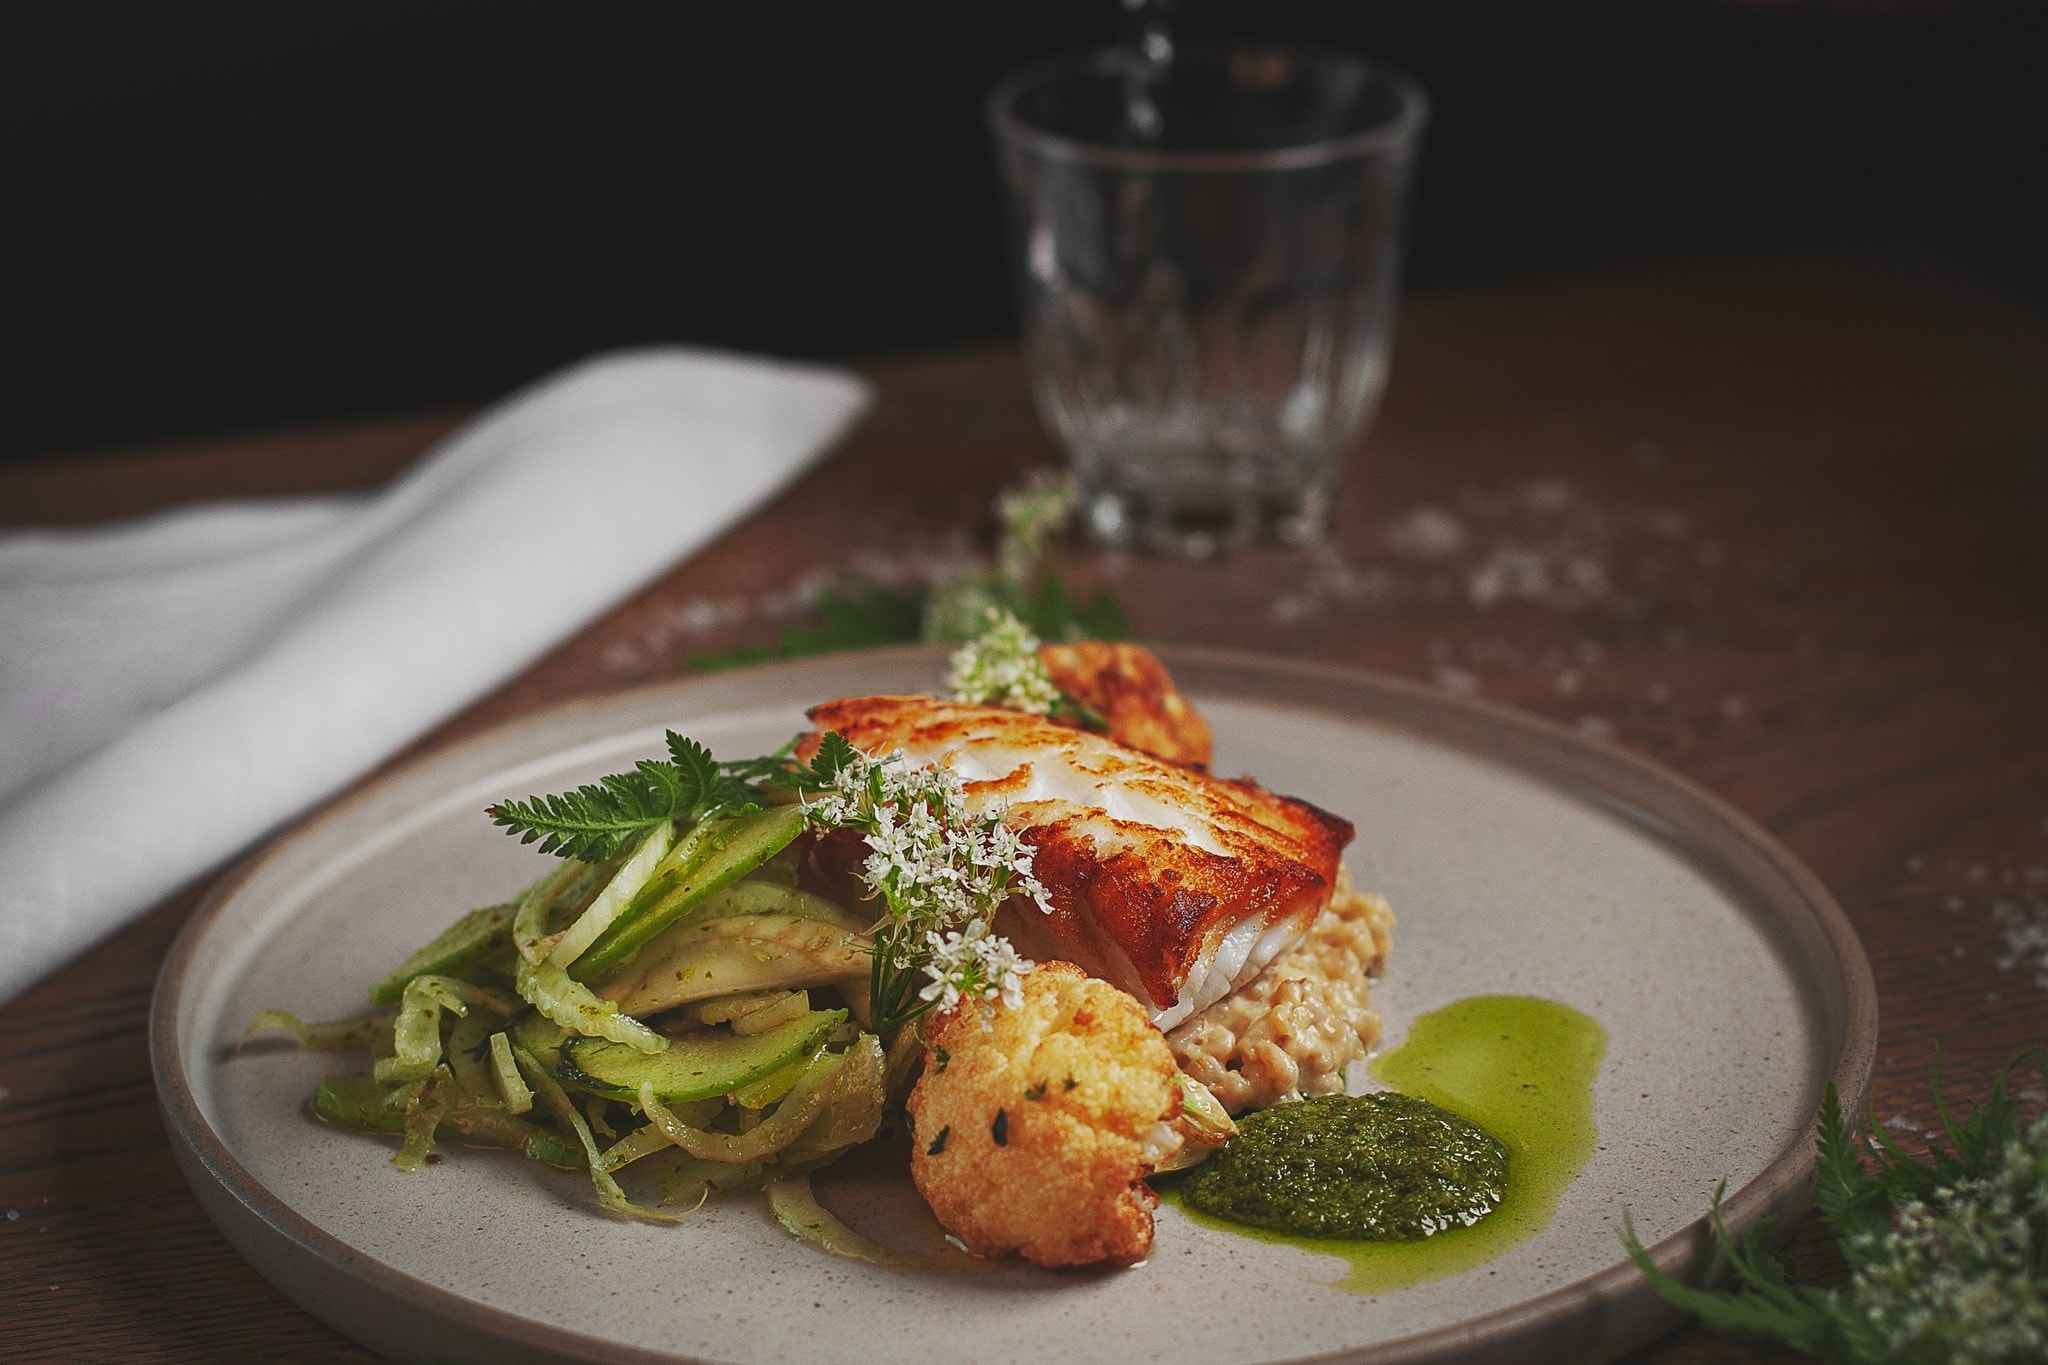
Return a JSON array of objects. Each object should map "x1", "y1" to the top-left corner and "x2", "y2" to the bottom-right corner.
[{"x1": 1167, "y1": 867, "x2": 1395, "y2": 1115}]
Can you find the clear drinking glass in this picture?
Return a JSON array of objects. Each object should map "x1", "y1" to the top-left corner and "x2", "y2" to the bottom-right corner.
[{"x1": 989, "y1": 45, "x2": 1427, "y2": 555}]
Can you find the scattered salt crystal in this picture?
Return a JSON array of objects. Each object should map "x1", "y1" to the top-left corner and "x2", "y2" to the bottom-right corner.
[
  {"x1": 1554, "y1": 669, "x2": 1582, "y2": 696},
  {"x1": 1383, "y1": 506, "x2": 1467, "y2": 558},
  {"x1": 1329, "y1": 479, "x2": 1699, "y2": 622},
  {"x1": 1267, "y1": 547, "x2": 1395, "y2": 622},
  {"x1": 1720, "y1": 696, "x2": 1748, "y2": 719},
  {"x1": 1432, "y1": 666, "x2": 1481, "y2": 697},
  {"x1": 1992, "y1": 900, "x2": 2048, "y2": 988},
  {"x1": 1882, "y1": 1114, "x2": 1918, "y2": 1133},
  {"x1": 4, "y1": 1209, "x2": 16, "y2": 1221},
  {"x1": 676, "y1": 599, "x2": 742, "y2": 633},
  {"x1": 1576, "y1": 716, "x2": 1617, "y2": 741},
  {"x1": 1269, "y1": 593, "x2": 1316, "y2": 624},
  {"x1": 1465, "y1": 545, "x2": 1611, "y2": 610},
  {"x1": 1466, "y1": 546, "x2": 1546, "y2": 608}
]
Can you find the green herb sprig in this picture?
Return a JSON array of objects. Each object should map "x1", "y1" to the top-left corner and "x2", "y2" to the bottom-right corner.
[
  {"x1": 1626, "y1": 1050, "x2": 2048, "y2": 1364},
  {"x1": 690, "y1": 469, "x2": 1127, "y2": 673},
  {"x1": 688, "y1": 580, "x2": 926, "y2": 672},
  {"x1": 488, "y1": 733, "x2": 770, "y2": 861}
]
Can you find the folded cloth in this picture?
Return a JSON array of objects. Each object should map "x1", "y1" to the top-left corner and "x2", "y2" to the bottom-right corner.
[{"x1": 0, "y1": 347, "x2": 871, "y2": 1006}]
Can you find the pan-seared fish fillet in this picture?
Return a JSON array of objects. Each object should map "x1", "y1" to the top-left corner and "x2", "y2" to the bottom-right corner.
[
  {"x1": 1037, "y1": 641, "x2": 1213, "y2": 769},
  {"x1": 803, "y1": 696, "x2": 1352, "y2": 1031}
]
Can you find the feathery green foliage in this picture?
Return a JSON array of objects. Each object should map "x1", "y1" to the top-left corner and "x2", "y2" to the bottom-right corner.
[
  {"x1": 1625, "y1": 1050, "x2": 2048, "y2": 1364},
  {"x1": 489, "y1": 733, "x2": 764, "y2": 861},
  {"x1": 689, "y1": 579, "x2": 925, "y2": 672},
  {"x1": 690, "y1": 469, "x2": 1126, "y2": 673}
]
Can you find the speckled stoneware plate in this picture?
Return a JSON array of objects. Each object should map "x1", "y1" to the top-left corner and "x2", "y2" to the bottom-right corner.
[{"x1": 153, "y1": 646, "x2": 1874, "y2": 1365}]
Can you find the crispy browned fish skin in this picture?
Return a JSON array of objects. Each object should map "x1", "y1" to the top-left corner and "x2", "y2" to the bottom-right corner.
[
  {"x1": 1038, "y1": 641, "x2": 1214, "y2": 769},
  {"x1": 907, "y1": 962, "x2": 1179, "y2": 1268},
  {"x1": 800, "y1": 696, "x2": 1353, "y2": 1024}
]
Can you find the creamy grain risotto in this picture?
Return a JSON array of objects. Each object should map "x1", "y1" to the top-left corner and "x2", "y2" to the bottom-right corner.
[{"x1": 1168, "y1": 867, "x2": 1395, "y2": 1114}]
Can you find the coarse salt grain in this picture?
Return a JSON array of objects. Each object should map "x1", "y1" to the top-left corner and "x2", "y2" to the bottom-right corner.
[
  {"x1": 1432, "y1": 666, "x2": 1481, "y2": 697},
  {"x1": 1383, "y1": 506, "x2": 1467, "y2": 558},
  {"x1": 1992, "y1": 899, "x2": 2048, "y2": 989}
]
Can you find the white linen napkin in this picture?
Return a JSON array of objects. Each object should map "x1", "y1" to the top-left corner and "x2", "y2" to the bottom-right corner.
[{"x1": 0, "y1": 347, "x2": 871, "y2": 1005}]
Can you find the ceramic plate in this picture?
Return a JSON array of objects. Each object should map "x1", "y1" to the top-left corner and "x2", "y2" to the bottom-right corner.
[{"x1": 153, "y1": 646, "x2": 1874, "y2": 1365}]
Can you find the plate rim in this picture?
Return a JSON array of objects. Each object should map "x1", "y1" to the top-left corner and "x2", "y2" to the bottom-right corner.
[{"x1": 151, "y1": 643, "x2": 1878, "y2": 1365}]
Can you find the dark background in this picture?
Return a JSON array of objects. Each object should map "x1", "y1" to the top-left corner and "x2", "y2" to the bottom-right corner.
[{"x1": 7, "y1": 0, "x2": 2045, "y2": 464}]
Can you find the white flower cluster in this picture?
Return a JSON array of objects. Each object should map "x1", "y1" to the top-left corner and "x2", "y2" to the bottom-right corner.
[
  {"x1": 919, "y1": 917, "x2": 1034, "y2": 1013},
  {"x1": 1844, "y1": 1113, "x2": 2048, "y2": 1363},
  {"x1": 801, "y1": 745, "x2": 1050, "y2": 1026},
  {"x1": 946, "y1": 607, "x2": 1061, "y2": 715}
]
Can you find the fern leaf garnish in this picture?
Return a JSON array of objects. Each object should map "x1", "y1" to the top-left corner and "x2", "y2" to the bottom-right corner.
[{"x1": 490, "y1": 729, "x2": 777, "y2": 861}]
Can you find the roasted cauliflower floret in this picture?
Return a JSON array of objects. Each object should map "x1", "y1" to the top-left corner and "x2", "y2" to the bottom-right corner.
[{"x1": 907, "y1": 961, "x2": 1182, "y2": 1267}]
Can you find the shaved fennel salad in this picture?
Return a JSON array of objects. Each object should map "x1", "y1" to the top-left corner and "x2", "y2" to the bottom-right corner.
[{"x1": 249, "y1": 716, "x2": 1055, "y2": 1260}]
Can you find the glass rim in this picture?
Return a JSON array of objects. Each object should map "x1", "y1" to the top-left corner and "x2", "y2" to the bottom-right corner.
[{"x1": 986, "y1": 42, "x2": 1429, "y2": 174}]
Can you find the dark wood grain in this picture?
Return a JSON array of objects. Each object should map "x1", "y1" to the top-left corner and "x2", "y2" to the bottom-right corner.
[{"x1": 2, "y1": 250, "x2": 2044, "y2": 1364}]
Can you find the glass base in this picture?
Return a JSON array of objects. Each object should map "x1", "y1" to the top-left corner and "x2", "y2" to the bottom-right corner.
[{"x1": 1081, "y1": 480, "x2": 1333, "y2": 558}]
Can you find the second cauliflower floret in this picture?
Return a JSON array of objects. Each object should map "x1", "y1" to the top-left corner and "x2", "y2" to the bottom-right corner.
[{"x1": 907, "y1": 960, "x2": 1181, "y2": 1267}]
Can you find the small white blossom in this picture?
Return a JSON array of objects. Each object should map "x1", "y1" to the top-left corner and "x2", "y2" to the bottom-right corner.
[
  {"x1": 947, "y1": 606, "x2": 1061, "y2": 715},
  {"x1": 918, "y1": 917, "x2": 1034, "y2": 1014},
  {"x1": 798, "y1": 744, "x2": 1051, "y2": 1029},
  {"x1": 1837, "y1": 1113, "x2": 2048, "y2": 1363}
]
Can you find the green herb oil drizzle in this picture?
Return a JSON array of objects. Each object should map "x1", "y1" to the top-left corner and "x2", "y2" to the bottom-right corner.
[{"x1": 1166, "y1": 994, "x2": 1607, "y2": 1294}]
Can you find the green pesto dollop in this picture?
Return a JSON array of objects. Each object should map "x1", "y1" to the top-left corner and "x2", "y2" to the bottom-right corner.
[{"x1": 1177, "y1": 1092, "x2": 1507, "y2": 1241}]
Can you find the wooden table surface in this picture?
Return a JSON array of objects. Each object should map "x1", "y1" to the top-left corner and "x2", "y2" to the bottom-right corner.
[{"x1": 3, "y1": 251, "x2": 2045, "y2": 1363}]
